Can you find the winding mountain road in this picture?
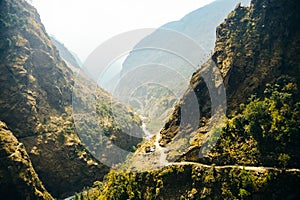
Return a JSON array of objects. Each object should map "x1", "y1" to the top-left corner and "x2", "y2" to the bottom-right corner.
[
  {"x1": 150, "y1": 124, "x2": 299, "y2": 172},
  {"x1": 167, "y1": 161, "x2": 300, "y2": 172},
  {"x1": 134, "y1": 118, "x2": 300, "y2": 173}
]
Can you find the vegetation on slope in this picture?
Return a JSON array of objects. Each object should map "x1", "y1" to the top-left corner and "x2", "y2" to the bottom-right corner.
[
  {"x1": 182, "y1": 79, "x2": 300, "y2": 169},
  {"x1": 159, "y1": 0, "x2": 300, "y2": 147},
  {"x1": 119, "y1": 0, "x2": 251, "y2": 134},
  {"x1": 73, "y1": 0, "x2": 300, "y2": 199},
  {"x1": 0, "y1": 0, "x2": 143, "y2": 198},
  {"x1": 75, "y1": 80, "x2": 300, "y2": 200},
  {"x1": 0, "y1": 121, "x2": 53, "y2": 200},
  {"x1": 76, "y1": 164, "x2": 300, "y2": 200}
]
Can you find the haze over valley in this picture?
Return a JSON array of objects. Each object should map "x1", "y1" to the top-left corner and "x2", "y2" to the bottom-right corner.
[{"x1": 0, "y1": 0, "x2": 299, "y2": 199}]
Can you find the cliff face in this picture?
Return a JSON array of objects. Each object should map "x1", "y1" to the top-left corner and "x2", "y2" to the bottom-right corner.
[
  {"x1": 0, "y1": 0, "x2": 143, "y2": 198},
  {"x1": 0, "y1": 0, "x2": 107, "y2": 197},
  {"x1": 77, "y1": 0, "x2": 300, "y2": 198},
  {"x1": 0, "y1": 0, "x2": 73, "y2": 137},
  {"x1": 212, "y1": 0, "x2": 300, "y2": 111},
  {"x1": 0, "y1": 121, "x2": 53, "y2": 200},
  {"x1": 116, "y1": 0, "x2": 251, "y2": 134},
  {"x1": 159, "y1": 0, "x2": 300, "y2": 149}
]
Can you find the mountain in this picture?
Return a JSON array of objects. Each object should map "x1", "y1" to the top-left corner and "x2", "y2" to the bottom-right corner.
[
  {"x1": 123, "y1": 0, "x2": 251, "y2": 68},
  {"x1": 50, "y1": 31, "x2": 144, "y2": 167},
  {"x1": 159, "y1": 0, "x2": 300, "y2": 163},
  {"x1": 0, "y1": 0, "x2": 106, "y2": 197},
  {"x1": 0, "y1": 0, "x2": 143, "y2": 198},
  {"x1": 76, "y1": 0, "x2": 300, "y2": 199},
  {"x1": 107, "y1": 0, "x2": 251, "y2": 134},
  {"x1": 0, "y1": 121, "x2": 53, "y2": 200},
  {"x1": 50, "y1": 36, "x2": 82, "y2": 69}
]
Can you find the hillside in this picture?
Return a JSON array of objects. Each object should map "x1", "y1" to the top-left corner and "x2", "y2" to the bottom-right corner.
[
  {"x1": 115, "y1": 0, "x2": 251, "y2": 134},
  {"x1": 159, "y1": 0, "x2": 300, "y2": 166},
  {"x1": 76, "y1": 0, "x2": 300, "y2": 199},
  {"x1": 0, "y1": 0, "x2": 143, "y2": 198},
  {"x1": 50, "y1": 34, "x2": 145, "y2": 166},
  {"x1": 0, "y1": 121, "x2": 53, "y2": 200},
  {"x1": 0, "y1": 0, "x2": 107, "y2": 197},
  {"x1": 50, "y1": 36, "x2": 82, "y2": 69}
]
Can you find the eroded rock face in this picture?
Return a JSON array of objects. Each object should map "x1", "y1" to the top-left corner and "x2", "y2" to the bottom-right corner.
[
  {"x1": 0, "y1": 0, "x2": 73, "y2": 137},
  {"x1": 213, "y1": 0, "x2": 300, "y2": 112},
  {"x1": 0, "y1": 0, "x2": 103, "y2": 197},
  {"x1": 0, "y1": 0, "x2": 106, "y2": 197},
  {"x1": 77, "y1": 1, "x2": 300, "y2": 199},
  {"x1": 119, "y1": 0, "x2": 251, "y2": 135},
  {"x1": 0, "y1": 0, "x2": 143, "y2": 198},
  {"x1": 159, "y1": 0, "x2": 300, "y2": 150},
  {"x1": 0, "y1": 121, "x2": 53, "y2": 200}
]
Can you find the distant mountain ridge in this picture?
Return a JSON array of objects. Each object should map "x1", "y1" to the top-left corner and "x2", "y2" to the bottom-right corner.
[
  {"x1": 76, "y1": 0, "x2": 300, "y2": 199},
  {"x1": 160, "y1": 0, "x2": 251, "y2": 51},
  {"x1": 122, "y1": 0, "x2": 251, "y2": 74},
  {"x1": 50, "y1": 36, "x2": 82, "y2": 69},
  {"x1": 114, "y1": 0, "x2": 251, "y2": 134},
  {"x1": 159, "y1": 0, "x2": 300, "y2": 162}
]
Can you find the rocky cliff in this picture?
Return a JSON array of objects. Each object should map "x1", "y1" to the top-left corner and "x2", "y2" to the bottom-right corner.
[
  {"x1": 78, "y1": 0, "x2": 300, "y2": 199},
  {"x1": 0, "y1": 0, "x2": 143, "y2": 198},
  {"x1": 0, "y1": 121, "x2": 53, "y2": 199},
  {"x1": 0, "y1": 0, "x2": 108, "y2": 197},
  {"x1": 113, "y1": 0, "x2": 251, "y2": 134},
  {"x1": 0, "y1": 0, "x2": 73, "y2": 137},
  {"x1": 159, "y1": 0, "x2": 300, "y2": 160}
]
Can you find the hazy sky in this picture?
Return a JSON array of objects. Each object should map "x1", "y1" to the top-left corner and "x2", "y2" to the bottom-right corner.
[{"x1": 31, "y1": 0, "x2": 215, "y2": 61}]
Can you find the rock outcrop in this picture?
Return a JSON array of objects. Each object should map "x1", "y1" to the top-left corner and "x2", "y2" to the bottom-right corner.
[
  {"x1": 71, "y1": 0, "x2": 300, "y2": 199},
  {"x1": 77, "y1": 0, "x2": 300, "y2": 198},
  {"x1": 159, "y1": 0, "x2": 300, "y2": 148},
  {"x1": 113, "y1": 0, "x2": 251, "y2": 134},
  {"x1": 0, "y1": 0, "x2": 109, "y2": 197},
  {"x1": 0, "y1": 121, "x2": 53, "y2": 200},
  {"x1": 0, "y1": 0, "x2": 143, "y2": 198}
]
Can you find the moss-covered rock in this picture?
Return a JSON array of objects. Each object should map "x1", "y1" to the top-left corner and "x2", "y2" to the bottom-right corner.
[{"x1": 0, "y1": 121, "x2": 53, "y2": 200}]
